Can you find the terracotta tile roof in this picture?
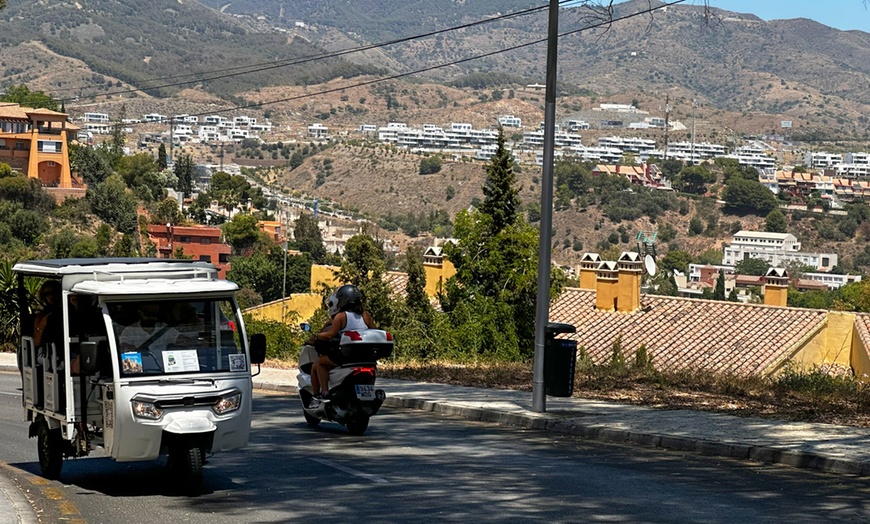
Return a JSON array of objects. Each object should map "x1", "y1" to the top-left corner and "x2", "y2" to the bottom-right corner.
[
  {"x1": 549, "y1": 288, "x2": 828, "y2": 376},
  {"x1": 384, "y1": 271, "x2": 409, "y2": 299},
  {"x1": 26, "y1": 108, "x2": 66, "y2": 117},
  {"x1": 0, "y1": 103, "x2": 29, "y2": 120},
  {"x1": 855, "y1": 314, "x2": 870, "y2": 356}
]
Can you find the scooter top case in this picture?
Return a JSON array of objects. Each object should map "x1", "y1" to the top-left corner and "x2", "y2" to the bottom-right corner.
[{"x1": 335, "y1": 329, "x2": 394, "y2": 364}]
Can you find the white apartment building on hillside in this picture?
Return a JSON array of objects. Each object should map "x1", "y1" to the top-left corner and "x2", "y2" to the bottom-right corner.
[{"x1": 723, "y1": 231, "x2": 837, "y2": 272}]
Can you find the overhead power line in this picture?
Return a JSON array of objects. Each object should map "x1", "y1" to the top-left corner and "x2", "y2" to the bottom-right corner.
[
  {"x1": 129, "y1": 0, "x2": 687, "y2": 126},
  {"x1": 57, "y1": 1, "x2": 578, "y2": 102}
]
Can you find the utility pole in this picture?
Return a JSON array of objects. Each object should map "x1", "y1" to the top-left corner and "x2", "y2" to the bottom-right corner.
[
  {"x1": 691, "y1": 98, "x2": 696, "y2": 165},
  {"x1": 168, "y1": 116, "x2": 174, "y2": 165},
  {"x1": 663, "y1": 94, "x2": 670, "y2": 160},
  {"x1": 532, "y1": 0, "x2": 560, "y2": 413},
  {"x1": 282, "y1": 240, "x2": 288, "y2": 322}
]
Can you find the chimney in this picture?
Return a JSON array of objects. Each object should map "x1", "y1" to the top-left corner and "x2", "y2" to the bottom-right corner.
[
  {"x1": 763, "y1": 267, "x2": 789, "y2": 307},
  {"x1": 617, "y1": 251, "x2": 643, "y2": 312},
  {"x1": 595, "y1": 261, "x2": 620, "y2": 311},
  {"x1": 579, "y1": 253, "x2": 601, "y2": 290}
]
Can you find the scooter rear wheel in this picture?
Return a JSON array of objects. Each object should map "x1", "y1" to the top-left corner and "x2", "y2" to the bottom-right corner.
[{"x1": 346, "y1": 414, "x2": 369, "y2": 436}]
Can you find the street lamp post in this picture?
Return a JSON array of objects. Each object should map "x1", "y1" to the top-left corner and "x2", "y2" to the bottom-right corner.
[
  {"x1": 282, "y1": 240, "x2": 288, "y2": 322},
  {"x1": 532, "y1": 0, "x2": 560, "y2": 413}
]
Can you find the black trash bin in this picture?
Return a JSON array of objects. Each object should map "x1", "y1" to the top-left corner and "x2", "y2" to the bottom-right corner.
[{"x1": 544, "y1": 322, "x2": 577, "y2": 397}]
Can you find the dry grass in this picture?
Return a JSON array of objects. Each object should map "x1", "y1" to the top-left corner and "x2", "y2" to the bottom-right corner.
[{"x1": 379, "y1": 362, "x2": 870, "y2": 428}]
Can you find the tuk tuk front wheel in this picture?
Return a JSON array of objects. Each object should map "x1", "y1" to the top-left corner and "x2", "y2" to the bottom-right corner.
[
  {"x1": 37, "y1": 422, "x2": 63, "y2": 479},
  {"x1": 169, "y1": 445, "x2": 204, "y2": 495}
]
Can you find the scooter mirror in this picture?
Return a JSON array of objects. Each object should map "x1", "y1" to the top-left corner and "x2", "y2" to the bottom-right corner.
[{"x1": 300, "y1": 323, "x2": 310, "y2": 332}]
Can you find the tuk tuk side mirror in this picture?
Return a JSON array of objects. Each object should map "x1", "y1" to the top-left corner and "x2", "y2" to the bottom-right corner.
[
  {"x1": 249, "y1": 333, "x2": 267, "y2": 365},
  {"x1": 300, "y1": 323, "x2": 310, "y2": 332},
  {"x1": 79, "y1": 341, "x2": 98, "y2": 376}
]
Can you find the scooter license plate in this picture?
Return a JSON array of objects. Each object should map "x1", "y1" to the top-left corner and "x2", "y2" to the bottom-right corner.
[{"x1": 355, "y1": 384, "x2": 376, "y2": 400}]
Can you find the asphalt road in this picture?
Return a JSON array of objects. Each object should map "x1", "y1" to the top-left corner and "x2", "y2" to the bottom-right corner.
[{"x1": 1, "y1": 371, "x2": 870, "y2": 523}]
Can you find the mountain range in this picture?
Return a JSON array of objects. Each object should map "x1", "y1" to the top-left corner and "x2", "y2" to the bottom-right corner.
[{"x1": 2, "y1": 1, "x2": 870, "y2": 137}]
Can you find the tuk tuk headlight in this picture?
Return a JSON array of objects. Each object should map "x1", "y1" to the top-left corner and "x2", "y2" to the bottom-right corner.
[
  {"x1": 132, "y1": 400, "x2": 163, "y2": 420},
  {"x1": 213, "y1": 392, "x2": 241, "y2": 415}
]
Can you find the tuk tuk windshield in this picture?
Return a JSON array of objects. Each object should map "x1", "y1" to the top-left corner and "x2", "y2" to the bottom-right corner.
[{"x1": 107, "y1": 298, "x2": 247, "y2": 377}]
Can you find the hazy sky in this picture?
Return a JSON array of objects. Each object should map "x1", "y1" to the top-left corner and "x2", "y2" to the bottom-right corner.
[{"x1": 696, "y1": 1, "x2": 869, "y2": 32}]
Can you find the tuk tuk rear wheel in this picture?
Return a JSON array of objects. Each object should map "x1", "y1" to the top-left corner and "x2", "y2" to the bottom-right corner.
[{"x1": 37, "y1": 422, "x2": 63, "y2": 480}]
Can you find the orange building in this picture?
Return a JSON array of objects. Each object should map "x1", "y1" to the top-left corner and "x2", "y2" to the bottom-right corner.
[
  {"x1": 146, "y1": 224, "x2": 232, "y2": 278},
  {"x1": 257, "y1": 220, "x2": 286, "y2": 244},
  {"x1": 0, "y1": 103, "x2": 83, "y2": 198}
]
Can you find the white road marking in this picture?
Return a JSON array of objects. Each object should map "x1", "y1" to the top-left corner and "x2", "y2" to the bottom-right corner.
[
  {"x1": 0, "y1": 391, "x2": 19, "y2": 396},
  {"x1": 309, "y1": 457, "x2": 389, "y2": 484}
]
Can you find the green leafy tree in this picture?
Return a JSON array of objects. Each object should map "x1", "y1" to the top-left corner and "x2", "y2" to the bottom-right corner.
[
  {"x1": 88, "y1": 174, "x2": 138, "y2": 234},
  {"x1": 404, "y1": 246, "x2": 431, "y2": 318},
  {"x1": 157, "y1": 144, "x2": 168, "y2": 170},
  {"x1": 722, "y1": 178, "x2": 777, "y2": 214},
  {"x1": 228, "y1": 247, "x2": 311, "y2": 304},
  {"x1": 154, "y1": 198, "x2": 182, "y2": 226},
  {"x1": 70, "y1": 144, "x2": 113, "y2": 186},
  {"x1": 10, "y1": 209, "x2": 49, "y2": 246},
  {"x1": 479, "y1": 127, "x2": 519, "y2": 234},
  {"x1": 0, "y1": 84, "x2": 58, "y2": 111},
  {"x1": 661, "y1": 250, "x2": 692, "y2": 274},
  {"x1": 442, "y1": 136, "x2": 565, "y2": 359},
  {"x1": 117, "y1": 153, "x2": 162, "y2": 201},
  {"x1": 335, "y1": 234, "x2": 393, "y2": 326},
  {"x1": 108, "y1": 104, "x2": 127, "y2": 164},
  {"x1": 112, "y1": 233, "x2": 139, "y2": 257},
  {"x1": 223, "y1": 213, "x2": 269, "y2": 255},
  {"x1": 173, "y1": 154, "x2": 195, "y2": 197},
  {"x1": 419, "y1": 156, "x2": 443, "y2": 175},
  {"x1": 293, "y1": 213, "x2": 327, "y2": 263},
  {"x1": 735, "y1": 257, "x2": 771, "y2": 276},
  {"x1": 764, "y1": 209, "x2": 788, "y2": 233},
  {"x1": 674, "y1": 165, "x2": 713, "y2": 194},
  {"x1": 714, "y1": 269, "x2": 726, "y2": 301}
]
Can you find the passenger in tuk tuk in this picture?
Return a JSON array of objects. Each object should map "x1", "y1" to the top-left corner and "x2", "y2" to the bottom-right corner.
[
  {"x1": 33, "y1": 280, "x2": 63, "y2": 370},
  {"x1": 119, "y1": 303, "x2": 180, "y2": 372}
]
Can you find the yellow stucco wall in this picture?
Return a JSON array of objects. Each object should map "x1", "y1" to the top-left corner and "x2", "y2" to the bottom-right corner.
[
  {"x1": 851, "y1": 328, "x2": 870, "y2": 379},
  {"x1": 779, "y1": 311, "x2": 854, "y2": 374},
  {"x1": 764, "y1": 285, "x2": 789, "y2": 308},
  {"x1": 245, "y1": 293, "x2": 324, "y2": 323},
  {"x1": 579, "y1": 269, "x2": 596, "y2": 290},
  {"x1": 617, "y1": 271, "x2": 641, "y2": 312},
  {"x1": 424, "y1": 259, "x2": 455, "y2": 297},
  {"x1": 310, "y1": 264, "x2": 340, "y2": 292}
]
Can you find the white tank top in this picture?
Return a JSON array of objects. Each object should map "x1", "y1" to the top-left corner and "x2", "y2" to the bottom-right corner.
[{"x1": 341, "y1": 311, "x2": 368, "y2": 333}]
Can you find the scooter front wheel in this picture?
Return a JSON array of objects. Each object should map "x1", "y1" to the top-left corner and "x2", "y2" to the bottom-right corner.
[{"x1": 303, "y1": 410, "x2": 321, "y2": 427}]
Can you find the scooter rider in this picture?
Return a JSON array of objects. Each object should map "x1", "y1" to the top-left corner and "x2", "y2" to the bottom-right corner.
[{"x1": 306, "y1": 285, "x2": 375, "y2": 405}]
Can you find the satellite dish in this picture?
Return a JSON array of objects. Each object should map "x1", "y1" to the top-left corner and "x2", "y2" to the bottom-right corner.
[{"x1": 644, "y1": 254, "x2": 657, "y2": 276}]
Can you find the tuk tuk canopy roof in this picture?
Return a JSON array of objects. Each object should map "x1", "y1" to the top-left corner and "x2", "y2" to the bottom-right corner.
[{"x1": 12, "y1": 258, "x2": 217, "y2": 278}]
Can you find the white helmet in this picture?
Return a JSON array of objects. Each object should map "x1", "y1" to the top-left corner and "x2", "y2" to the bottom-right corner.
[{"x1": 326, "y1": 291, "x2": 340, "y2": 318}]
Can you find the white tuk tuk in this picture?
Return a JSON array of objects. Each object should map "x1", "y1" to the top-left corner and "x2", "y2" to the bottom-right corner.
[{"x1": 14, "y1": 258, "x2": 267, "y2": 494}]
